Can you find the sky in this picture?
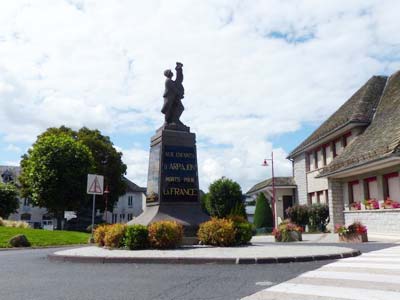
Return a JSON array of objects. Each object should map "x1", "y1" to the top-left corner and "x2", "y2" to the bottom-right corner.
[{"x1": 1, "y1": 0, "x2": 400, "y2": 192}]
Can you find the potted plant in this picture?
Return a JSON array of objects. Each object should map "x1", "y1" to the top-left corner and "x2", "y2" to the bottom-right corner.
[
  {"x1": 382, "y1": 197, "x2": 400, "y2": 209},
  {"x1": 335, "y1": 222, "x2": 368, "y2": 243},
  {"x1": 364, "y1": 199, "x2": 379, "y2": 210},
  {"x1": 349, "y1": 201, "x2": 361, "y2": 211},
  {"x1": 273, "y1": 220, "x2": 303, "y2": 242}
]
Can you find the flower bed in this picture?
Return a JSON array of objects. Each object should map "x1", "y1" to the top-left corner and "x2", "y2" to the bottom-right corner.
[
  {"x1": 273, "y1": 220, "x2": 303, "y2": 242},
  {"x1": 335, "y1": 222, "x2": 368, "y2": 243}
]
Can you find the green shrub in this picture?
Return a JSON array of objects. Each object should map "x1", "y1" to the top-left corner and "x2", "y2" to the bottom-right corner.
[
  {"x1": 204, "y1": 178, "x2": 243, "y2": 218},
  {"x1": 228, "y1": 215, "x2": 253, "y2": 245},
  {"x1": 308, "y1": 204, "x2": 330, "y2": 232},
  {"x1": 93, "y1": 224, "x2": 110, "y2": 247},
  {"x1": 197, "y1": 218, "x2": 236, "y2": 247},
  {"x1": 124, "y1": 225, "x2": 149, "y2": 250},
  {"x1": 104, "y1": 224, "x2": 127, "y2": 248},
  {"x1": 148, "y1": 220, "x2": 183, "y2": 249},
  {"x1": 285, "y1": 205, "x2": 309, "y2": 228},
  {"x1": 234, "y1": 222, "x2": 253, "y2": 245},
  {"x1": 253, "y1": 193, "x2": 273, "y2": 229}
]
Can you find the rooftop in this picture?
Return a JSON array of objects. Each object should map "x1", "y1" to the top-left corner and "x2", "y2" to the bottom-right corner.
[
  {"x1": 288, "y1": 75, "x2": 387, "y2": 158},
  {"x1": 319, "y1": 70, "x2": 400, "y2": 177},
  {"x1": 246, "y1": 177, "x2": 296, "y2": 195}
]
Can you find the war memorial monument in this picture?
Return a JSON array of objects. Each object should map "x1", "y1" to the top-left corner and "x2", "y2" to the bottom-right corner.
[{"x1": 129, "y1": 62, "x2": 209, "y2": 236}]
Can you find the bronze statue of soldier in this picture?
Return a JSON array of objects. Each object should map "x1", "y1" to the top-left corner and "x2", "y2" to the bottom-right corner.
[{"x1": 161, "y1": 62, "x2": 186, "y2": 128}]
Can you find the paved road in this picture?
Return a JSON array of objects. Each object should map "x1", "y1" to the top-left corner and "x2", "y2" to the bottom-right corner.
[
  {"x1": 0, "y1": 247, "x2": 329, "y2": 300},
  {"x1": 243, "y1": 243, "x2": 400, "y2": 299}
]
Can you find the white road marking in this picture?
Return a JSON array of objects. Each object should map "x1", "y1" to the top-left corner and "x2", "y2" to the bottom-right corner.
[{"x1": 268, "y1": 282, "x2": 400, "y2": 300}]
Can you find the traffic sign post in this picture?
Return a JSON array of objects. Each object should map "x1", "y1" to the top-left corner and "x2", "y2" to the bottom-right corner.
[{"x1": 87, "y1": 174, "x2": 104, "y2": 240}]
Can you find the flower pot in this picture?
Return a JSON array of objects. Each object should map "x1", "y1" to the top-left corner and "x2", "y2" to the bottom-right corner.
[
  {"x1": 289, "y1": 231, "x2": 302, "y2": 241},
  {"x1": 339, "y1": 232, "x2": 368, "y2": 243}
]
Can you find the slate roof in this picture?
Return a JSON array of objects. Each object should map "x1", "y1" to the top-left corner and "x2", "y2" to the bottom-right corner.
[
  {"x1": 246, "y1": 177, "x2": 296, "y2": 195},
  {"x1": 288, "y1": 76, "x2": 388, "y2": 158},
  {"x1": 319, "y1": 70, "x2": 400, "y2": 177},
  {"x1": 123, "y1": 177, "x2": 146, "y2": 193}
]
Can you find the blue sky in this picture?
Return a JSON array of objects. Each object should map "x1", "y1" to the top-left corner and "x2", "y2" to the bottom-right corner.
[{"x1": 1, "y1": 0, "x2": 400, "y2": 191}]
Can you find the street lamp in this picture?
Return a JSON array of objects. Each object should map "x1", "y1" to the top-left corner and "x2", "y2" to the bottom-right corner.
[
  {"x1": 104, "y1": 185, "x2": 110, "y2": 223},
  {"x1": 262, "y1": 152, "x2": 278, "y2": 229}
]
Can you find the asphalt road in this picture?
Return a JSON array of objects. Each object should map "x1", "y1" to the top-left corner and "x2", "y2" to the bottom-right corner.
[{"x1": 0, "y1": 247, "x2": 330, "y2": 300}]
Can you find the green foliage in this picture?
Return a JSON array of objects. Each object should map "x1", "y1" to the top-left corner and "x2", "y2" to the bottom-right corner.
[
  {"x1": 253, "y1": 193, "x2": 273, "y2": 229},
  {"x1": 308, "y1": 204, "x2": 330, "y2": 232},
  {"x1": 148, "y1": 221, "x2": 183, "y2": 249},
  {"x1": 37, "y1": 126, "x2": 127, "y2": 211},
  {"x1": 197, "y1": 218, "x2": 236, "y2": 247},
  {"x1": 0, "y1": 227, "x2": 89, "y2": 248},
  {"x1": 0, "y1": 183, "x2": 19, "y2": 219},
  {"x1": 205, "y1": 178, "x2": 243, "y2": 218},
  {"x1": 234, "y1": 222, "x2": 253, "y2": 245},
  {"x1": 229, "y1": 201, "x2": 247, "y2": 219},
  {"x1": 124, "y1": 225, "x2": 149, "y2": 250},
  {"x1": 285, "y1": 205, "x2": 309, "y2": 227},
  {"x1": 19, "y1": 133, "x2": 94, "y2": 228},
  {"x1": 104, "y1": 224, "x2": 127, "y2": 248}
]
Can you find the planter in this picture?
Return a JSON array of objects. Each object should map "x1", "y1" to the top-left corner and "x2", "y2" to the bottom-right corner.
[
  {"x1": 275, "y1": 231, "x2": 302, "y2": 242},
  {"x1": 339, "y1": 232, "x2": 368, "y2": 243}
]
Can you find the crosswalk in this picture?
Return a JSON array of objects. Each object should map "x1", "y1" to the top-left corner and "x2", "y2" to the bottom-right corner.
[{"x1": 242, "y1": 245, "x2": 400, "y2": 300}]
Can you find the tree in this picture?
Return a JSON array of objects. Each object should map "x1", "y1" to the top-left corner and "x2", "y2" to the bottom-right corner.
[
  {"x1": 0, "y1": 182, "x2": 19, "y2": 219},
  {"x1": 38, "y1": 126, "x2": 127, "y2": 210},
  {"x1": 253, "y1": 193, "x2": 273, "y2": 229},
  {"x1": 20, "y1": 133, "x2": 94, "y2": 229},
  {"x1": 205, "y1": 177, "x2": 244, "y2": 218}
]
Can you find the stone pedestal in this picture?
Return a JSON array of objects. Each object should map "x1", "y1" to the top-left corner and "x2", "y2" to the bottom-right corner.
[{"x1": 129, "y1": 128, "x2": 209, "y2": 236}]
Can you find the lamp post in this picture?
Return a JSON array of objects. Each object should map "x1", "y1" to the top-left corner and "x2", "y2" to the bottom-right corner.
[
  {"x1": 262, "y1": 152, "x2": 278, "y2": 229},
  {"x1": 104, "y1": 185, "x2": 110, "y2": 223}
]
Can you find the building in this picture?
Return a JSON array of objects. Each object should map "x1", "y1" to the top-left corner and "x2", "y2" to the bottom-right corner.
[
  {"x1": 288, "y1": 70, "x2": 400, "y2": 233},
  {"x1": 1, "y1": 165, "x2": 145, "y2": 227},
  {"x1": 1, "y1": 166, "x2": 50, "y2": 228},
  {"x1": 106, "y1": 178, "x2": 146, "y2": 224},
  {"x1": 246, "y1": 177, "x2": 297, "y2": 222}
]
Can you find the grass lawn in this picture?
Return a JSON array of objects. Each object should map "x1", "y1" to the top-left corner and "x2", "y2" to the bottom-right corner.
[{"x1": 0, "y1": 227, "x2": 89, "y2": 248}]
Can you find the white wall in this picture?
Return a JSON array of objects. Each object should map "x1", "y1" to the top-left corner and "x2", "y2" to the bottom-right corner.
[{"x1": 293, "y1": 153, "x2": 307, "y2": 205}]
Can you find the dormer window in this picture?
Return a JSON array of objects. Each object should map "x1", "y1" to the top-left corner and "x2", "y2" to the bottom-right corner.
[{"x1": 1, "y1": 169, "x2": 14, "y2": 183}]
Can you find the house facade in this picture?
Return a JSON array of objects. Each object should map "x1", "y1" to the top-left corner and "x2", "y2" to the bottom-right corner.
[
  {"x1": 246, "y1": 177, "x2": 297, "y2": 222},
  {"x1": 288, "y1": 71, "x2": 400, "y2": 233}
]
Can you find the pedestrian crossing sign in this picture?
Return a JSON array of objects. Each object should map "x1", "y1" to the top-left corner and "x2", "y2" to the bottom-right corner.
[{"x1": 87, "y1": 174, "x2": 104, "y2": 195}]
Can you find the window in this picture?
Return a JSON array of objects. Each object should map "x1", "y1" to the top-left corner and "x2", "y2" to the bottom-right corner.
[
  {"x1": 348, "y1": 180, "x2": 361, "y2": 204},
  {"x1": 127, "y1": 213, "x2": 133, "y2": 221},
  {"x1": 343, "y1": 132, "x2": 352, "y2": 148},
  {"x1": 384, "y1": 173, "x2": 400, "y2": 201},
  {"x1": 307, "y1": 193, "x2": 313, "y2": 205},
  {"x1": 120, "y1": 214, "x2": 125, "y2": 221},
  {"x1": 306, "y1": 153, "x2": 310, "y2": 172},
  {"x1": 314, "y1": 151, "x2": 318, "y2": 169},
  {"x1": 325, "y1": 190, "x2": 329, "y2": 205},
  {"x1": 334, "y1": 139, "x2": 342, "y2": 156},
  {"x1": 364, "y1": 177, "x2": 378, "y2": 199},
  {"x1": 317, "y1": 191, "x2": 324, "y2": 204},
  {"x1": 23, "y1": 198, "x2": 30, "y2": 206},
  {"x1": 21, "y1": 213, "x2": 31, "y2": 221},
  {"x1": 128, "y1": 196, "x2": 133, "y2": 207},
  {"x1": 112, "y1": 214, "x2": 117, "y2": 223}
]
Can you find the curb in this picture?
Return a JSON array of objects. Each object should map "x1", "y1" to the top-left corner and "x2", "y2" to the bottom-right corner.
[
  {"x1": 48, "y1": 249, "x2": 361, "y2": 265},
  {"x1": 0, "y1": 244, "x2": 89, "y2": 252}
]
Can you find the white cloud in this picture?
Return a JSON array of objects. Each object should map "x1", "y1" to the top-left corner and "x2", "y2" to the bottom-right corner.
[
  {"x1": 5, "y1": 144, "x2": 21, "y2": 153},
  {"x1": 1, "y1": 1, "x2": 400, "y2": 191}
]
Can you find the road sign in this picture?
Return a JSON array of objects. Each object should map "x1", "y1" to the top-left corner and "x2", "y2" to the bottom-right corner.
[{"x1": 87, "y1": 174, "x2": 104, "y2": 195}]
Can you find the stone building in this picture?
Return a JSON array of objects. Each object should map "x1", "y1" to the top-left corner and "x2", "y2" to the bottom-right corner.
[
  {"x1": 246, "y1": 177, "x2": 296, "y2": 222},
  {"x1": 288, "y1": 70, "x2": 400, "y2": 233}
]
